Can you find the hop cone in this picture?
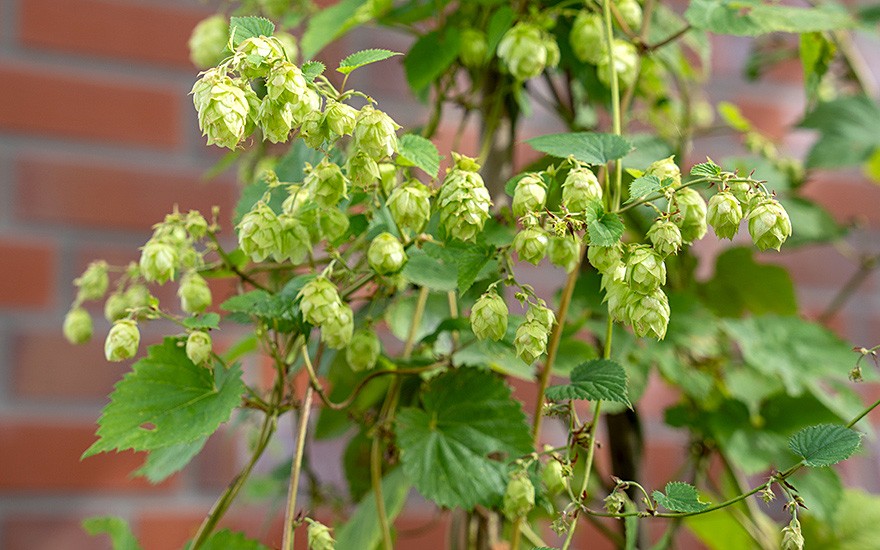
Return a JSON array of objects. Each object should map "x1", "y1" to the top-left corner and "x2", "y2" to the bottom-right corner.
[
  {"x1": 527, "y1": 304, "x2": 556, "y2": 331},
  {"x1": 542, "y1": 459, "x2": 568, "y2": 495},
  {"x1": 587, "y1": 243, "x2": 623, "y2": 274},
  {"x1": 346, "y1": 329, "x2": 381, "y2": 372},
  {"x1": 673, "y1": 188, "x2": 708, "y2": 244},
  {"x1": 460, "y1": 28, "x2": 489, "y2": 69},
  {"x1": 647, "y1": 219, "x2": 682, "y2": 257},
  {"x1": 305, "y1": 160, "x2": 348, "y2": 208},
  {"x1": 617, "y1": 0, "x2": 643, "y2": 30},
  {"x1": 548, "y1": 235, "x2": 581, "y2": 273},
  {"x1": 265, "y1": 61, "x2": 320, "y2": 125},
  {"x1": 562, "y1": 166, "x2": 602, "y2": 212},
  {"x1": 367, "y1": 232, "x2": 407, "y2": 275},
  {"x1": 346, "y1": 151, "x2": 381, "y2": 188},
  {"x1": 471, "y1": 292, "x2": 509, "y2": 341},
  {"x1": 570, "y1": 11, "x2": 604, "y2": 64},
  {"x1": 188, "y1": 15, "x2": 228, "y2": 69},
  {"x1": 105, "y1": 319, "x2": 140, "y2": 362},
  {"x1": 191, "y1": 71, "x2": 251, "y2": 149},
  {"x1": 353, "y1": 106, "x2": 400, "y2": 161},
  {"x1": 645, "y1": 156, "x2": 681, "y2": 187},
  {"x1": 75, "y1": 261, "x2": 109, "y2": 301},
  {"x1": 512, "y1": 173, "x2": 547, "y2": 217},
  {"x1": 748, "y1": 198, "x2": 791, "y2": 251},
  {"x1": 298, "y1": 276, "x2": 342, "y2": 327},
  {"x1": 387, "y1": 181, "x2": 431, "y2": 233},
  {"x1": 321, "y1": 302, "x2": 354, "y2": 349},
  {"x1": 515, "y1": 320, "x2": 549, "y2": 364},
  {"x1": 178, "y1": 272, "x2": 212, "y2": 314},
  {"x1": 514, "y1": 227, "x2": 549, "y2": 265},
  {"x1": 503, "y1": 472, "x2": 536, "y2": 520},
  {"x1": 238, "y1": 202, "x2": 284, "y2": 262},
  {"x1": 324, "y1": 100, "x2": 358, "y2": 137},
  {"x1": 63, "y1": 307, "x2": 93, "y2": 344},
  {"x1": 707, "y1": 191, "x2": 743, "y2": 240},
  {"x1": 140, "y1": 240, "x2": 178, "y2": 283},
  {"x1": 498, "y1": 23, "x2": 548, "y2": 81},
  {"x1": 625, "y1": 246, "x2": 666, "y2": 294},
  {"x1": 598, "y1": 39, "x2": 639, "y2": 89},
  {"x1": 104, "y1": 292, "x2": 128, "y2": 322},
  {"x1": 626, "y1": 288, "x2": 670, "y2": 340},
  {"x1": 437, "y1": 155, "x2": 492, "y2": 242},
  {"x1": 235, "y1": 36, "x2": 285, "y2": 79},
  {"x1": 186, "y1": 330, "x2": 212, "y2": 365},
  {"x1": 307, "y1": 519, "x2": 336, "y2": 550}
]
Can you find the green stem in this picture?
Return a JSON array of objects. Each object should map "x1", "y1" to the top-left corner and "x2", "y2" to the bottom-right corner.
[
  {"x1": 510, "y1": 518, "x2": 522, "y2": 550},
  {"x1": 282, "y1": 368, "x2": 314, "y2": 550}
]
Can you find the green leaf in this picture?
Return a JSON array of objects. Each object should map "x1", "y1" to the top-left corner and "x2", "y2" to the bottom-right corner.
[
  {"x1": 221, "y1": 276, "x2": 310, "y2": 332},
  {"x1": 584, "y1": 201, "x2": 624, "y2": 246},
  {"x1": 182, "y1": 313, "x2": 220, "y2": 331},
  {"x1": 404, "y1": 28, "x2": 461, "y2": 99},
  {"x1": 337, "y1": 49, "x2": 402, "y2": 75},
  {"x1": 545, "y1": 359, "x2": 631, "y2": 407},
  {"x1": 397, "y1": 134, "x2": 441, "y2": 178},
  {"x1": 424, "y1": 241, "x2": 494, "y2": 293},
  {"x1": 623, "y1": 134, "x2": 673, "y2": 171},
  {"x1": 800, "y1": 32, "x2": 836, "y2": 107},
  {"x1": 864, "y1": 148, "x2": 880, "y2": 184},
  {"x1": 396, "y1": 368, "x2": 533, "y2": 509},
  {"x1": 800, "y1": 96, "x2": 880, "y2": 169},
  {"x1": 300, "y1": 0, "x2": 367, "y2": 58},
  {"x1": 690, "y1": 159, "x2": 722, "y2": 178},
  {"x1": 83, "y1": 516, "x2": 142, "y2": 550},
  {"x1": 134, "y1": 437, "x2": 207, "y2": 484},
  {"x1": 802, "y1": 489, "x2": 880, "y2": 549},
  {"x1": 627, "y1": 175, "x2": 671, "y2": 202},
  {"x1": 335, "y1": 469, "x2": 410, "y2": 550},
  {"x1": 793, "y1": 467, "x2": 843, "y2": 524},
  {"x1": 652, "y1": 481, "x2": 710, "y2": 513},
  {"x1": 701, "y1": 247, "x2": 796, "y2": 317},
  {"x1": 684, "y1": 507, "x2": 754, "y2": 550},
  {"x1": 486, "y1": 6, "x2": 515, "y2": 54},
  {"x1": 83, "y1": 338, "x2": 245, "y2": 458},
  {"x1": 400, "y1": 250, "x2": 458, "y2": 291},
  {"x1": 789, "y1": 424, "x2": 861, "y2": 467},
  {"x1": 229, "y1": 16, "x2": 275, "y2": 48},
  {"x1": 186, "y1": 530, "x2": 270, "y2": 550},
  {"x1": 301, "y1": 60, "x2": 326, "y2": 82},
  {"x1": 685, "y1": 0, "x2": 852, "y2": 36},
  {"x1": 526, "y1": 132, "x2": 633, "y2": 165}
]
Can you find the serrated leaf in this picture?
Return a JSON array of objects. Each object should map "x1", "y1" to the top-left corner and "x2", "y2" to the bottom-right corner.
[
  {"x1": 134, "y1": 437, "x2": 207, "y2": 484},
  {"x1": 300, "y1": 0, "x2": 365, "y2": 58},
  {"x1": 526, "y1": 132, "x2": 633, "y2": 165},
  {"x1": 690, "y1": 159, "x2": 722, "y2": 178},
  {"x1": 800, "y1": 96, "x2": 880, "y2": 170},
  {"x1": 627, "y1": 175, "x2": 666, "y2": 202},
  {"x1": 83, "y1": 516, "x2": 142, "y2": 550},
  {"x1": 789, "y1": 424, "x2": 861, "y2": 467},
  {"x1": 652, "y1": 481, "x2": 710, "y2": 513},
  {"x1": 424, "y1": 241, "x2": 493, "y2": 293},
  {"x1": 182, "y1": 313, "x2": 220, "y2": 331},
  {"x1": 335, "y1": 468, "x2": 410, "y2": 550},
  {"x1": 229, "y1": 16, "x2": 275, "y2": 48},
  {"x1": 396, "y1": 368, "x2": 533, "y2": 510},
  {"x1": 685, "y1": 0, "x2": 852, "y2": 36},
  {"x1": 400, "y1": 250, "x2": 458, "y2": 291},
  {"x1": 701, "y1": 247, "x2": 796, "y2": 317},
  {"x1": 337, "y1": 49, "x2": 402, "y2": 75},
  {"x1": 185, "y1": 529, "x2": 270, "y2": 550},
  {"x1": 83, "y1": 338, "x2": 245, "y2": 458},
  {"x1": 800, "y1": 33, "x2": 836, "y2": 108},
  {"x1": 545, "y1": 359, "x2": 631, "y2": 407},
  {"x1": 404, "y1": 28, "x2": 461, "y2": 100},
  {"x1": 584, "y1": 202, "x2": 625, "y2": 246},
  {"x1": 220, "y1": 276, "x2": 310, "y2": 332},
  {"x1": 397, "y1": 134, "x2": 441, "y2": 177},
  {"x1": 301, "y1": 60, "x2": 326, "y2": 82}
]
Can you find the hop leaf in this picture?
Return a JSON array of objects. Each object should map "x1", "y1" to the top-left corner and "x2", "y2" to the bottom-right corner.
[
  {"x1": 789, "y1": 424, "x2": 861, "y2": 467},
  {"x1": 652, "y1": 482, "x2": 710, "y2": 513}
]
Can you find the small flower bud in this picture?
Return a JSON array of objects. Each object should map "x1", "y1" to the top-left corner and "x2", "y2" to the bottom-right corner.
[
  {"x1": 647, "y1": 219, "x2": 682, "y2": 257},
  {"x1": 598, "y1": 39, "x2": 639, "y2": 89},
  {"x1": 298, "y1": 276, "x2": 343, "y2": 327},
  {"x1": 178, "y1": 272, "x2": 212, "y2": 314},
  {"x1": 387, "y1": 181, "x2": 432, "y2": 233},
  {"x1": 323, "y1": 100, "x2": 358, "y2": 137},
  {"x1": 185, "y1": 211, "x2": 208, "y2": 239},
  {"x1": 514, "y1": 227, "x2": 549, "y2": 265},
  {"x1": 748, "y1": 198, "x2": 792, "y2": 251},
  {"x1": 63, "y1": 307, "x2": 93, "y2": 344},
  {"x1": 235, "y1": 36, "x2": 286, "y2": 79},
  {"x1": 645, "y1": 156, "x2": 681, "y2": 187},
  {"x1": 625, "y1": 288, "x2": 670, "y2": 340},
  {"x1": 781, "y1": 518, "x2": 804, "y2": 550},
  {"x1": 562, "y1": 166, "x2": 602, "y2": 212},
  {"x1": 604, "y1": 491, "x2": 627, "y2": 514},
  {"x1": 459, "y1": 28, "x2": 489, "y2": 69},
  {"x1": 707, "y1": 191, "x2": 744, "y2": 240},
  {"x1": 498, "y1": 23, "x2": 548, "y2": 81},
  {"x1": 527, "y1": 304, "x2": 556, "y2": 331},
  {"x1": 471, "y1": 292, "x2": 509, "y2": 341},
  {"x1": 75, "y1": 261, "x2": 109, "y2": 301},
  {"x1": 104, "y1": 292, "x2": 128, "y2": 322},
  {"x1": 437, "y1": 155, "x2": 492, "y2": 242},
  {"x1": 186, "y1": 330, "x2": 213, "y2": 365},
  {"x1": 515, "y1": 320, "x2": 549, "y2": 364},
  {"x1": 512, "y1": 174, "x2": 547, "y2": 218},
  {"x1": 305, "y1": 160, "x2": 348, "y2": 208},
  {"x1": 140, "y1": 240, "x2": 178, "y2": 283},
  {"x1": 188, "y1": 15, "x2": 229, "y2": 70},
  {"x1": 625, "y1": 246, "x2": 666, "y2": 294},
  {"x1": 321, "y1": 302, "x2": 354, "y2": 349},
  {"x1": 238, "y1": 202, "x2": 284, "y2": 262},
  {"x1": 105, "y1": 319, "x2": 140, "y2": 362},
  {"x1": 548, "y1": 235, "x2": 581, "y2": 273},
  {"x1": 368, "y1": 232, "x2": 407, "y2": 275},
  {"x1": 346, "y1": 151, "x2": 381, "y2": 189},
  {"x1": 346, "y1": 329, "x2": 381, "y2": 372},
  {"x1": 503, "y1": 471, "x2": 535, "y2": 520},
  {"x1": 542, "y1": 459, "x2": 568, "y2": 495},
  {"x1": 616, "y1": 0, "x2": 643, "y2": 30},
  {"x1": 307, "y1": 519, "x2": 336, "y2": 550},
  {"x1": 672, "y1": 188, "x2": 708, "y2": 244},
  {"x1": 587, "y1": 243, "x2": 623, "y2": 274},
  {"x1": 570, "y1": 11, "x2": 604, "y2": 64},
  {"x1": 353, "y1": 106, "x2": 400, "y2": 161}
]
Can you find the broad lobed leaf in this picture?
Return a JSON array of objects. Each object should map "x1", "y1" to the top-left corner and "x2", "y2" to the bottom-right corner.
[
  {"x1": 653, "y1": 481, "x2": 710, "y2": 513},
  {"x1": 789, "y1": 424, "x2": 861, "y2": 467},
  {"x1": 526, "y1": 132, "x2": 633, "y2": 165},
  {"x1": 546, "y1": 359, "x2": 631, "y2": 407}
]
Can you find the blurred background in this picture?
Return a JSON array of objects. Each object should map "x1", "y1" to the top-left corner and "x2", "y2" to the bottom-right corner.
[{"x1": 0, "y1": 0, "x2": 879, "y2": 548}]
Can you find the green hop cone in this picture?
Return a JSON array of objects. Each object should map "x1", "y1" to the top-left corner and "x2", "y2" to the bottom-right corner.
[
  {"x1": 387, "y1": 181, "x2": 432, "y2": 233},
  {"x1": 598, "y1": 39, "x2": 639, "y2": 89},
  {"x1": 548, "y1": 235, "x2": 581, "y2": 273},
  {"x1": 545, "y1": 35, "x2": 560, "y2": 68},
  {"x1": 470, "y1": 291, "x2": 509, "y2": 341},
  {"x1": 625, "y1": 288, "x2": 670, "y2": 340},
  {"x1": 125, "y1": 284, "x2": 152, "y2": 312},
  {"x1": 562, "y1": 166, "x2": 602, "y2": 212},
  {"x1": 502, "y1": 471, "x2": 536, "y2": 520},
  {"x1": 527, "y1": 303, "x2": 556, "y2": 331},
  {"x1": 748, "y1": 198, "x2": 792, "y2": 251},
  {"x1": 346, "y1": 329, "x2": 381, "y2": 372},
  {"x1": 191, "y1": 70, "x2": 251, "y2": 149},
  {"x1": 353, "y1": 106, "x2": 400, "y2": 161},
  {"x1": 299, "y1": 110, "x2": 329, "y2": 149},
  {"x1": 104, "y1": 292, "x2": 128, "y2": 322},
  {"x1": 321, "y1": 302, "x2": 354, "y2": 350},
  {"x1": 305, "y1": 160, "x2": 348, "y2": 208},
  {"x1": 672, "y1": 188, "x2": 708, "y2": 244},
  {"x1": 625, "y1": 246, "x2": 666, "y2": 294},
  {"x1": 105, "y1": 319, "x2": 140, "y2": 362},
  {"x1": 514, "y1": 227, "x2": 549, "y2": 265},
  {"x1": 512, "y1": 173, "x2": 547, "y2": 217},
  {"x1": 542, "y1": 459, "x2": 568, "y2": 495},
  {"x1": 276, "y1": 214, "x2": 312, "y2": 262},
  {"x1": 460, "y1": 28, "x2": 489, "y2": 69},
  {"x1": 315, "y1": 208, "x2": 350, "y2": 243},
  {"x1": 570, "y1": 11, "x2": 604, "y2": 64},
  {"x1": 437, "y1": 155, "x2": 492, "y2": 242},
  {"x1": 188, "y1": 15, "x2": 229, "y2": 70},
  {"x1": 140, "y1": 240, "x2": 178, "y2": 283},
  {"x1": 282, "y1": 184, "x2": 309, "y2": 215},
  {"x1": 265, "y1": 61, "x2": 320, "y2": 126},
  {"x1": 75, "y1": 261, "x2": 109, "y2": 301},
  {"x1": 728, "y1": 180, "x2": 753, "y2": 204},
  {"x1": 63, "y1": 307, "x2": 93, "y2": 344},
  {"x1": 235, "y1": 36, "x2": 286, "y2": 79},
  {"x1": 603, "y1": 271, "x2": 631, "y2": 323},
  {"x1": 346, "y1": 151, "x2": 381, "y2": 188},
  {"x1": 185, "y1": 211, "x2": 208, "y2": 239},
  {"x1": 307, "y1": 519, "x2": 336, "y2": 550},
  {"x1": 257, "y1": 97, "x2": 295, "y2": 143},
  {"x1": 515, "y1": 320, "x2": 549, "y2": 364},
  {"x1": 178, "y1": 272, "x2": 212, "y2": 314},
  {"x1": 367, "y1": 232, "x2": 407, "y2": 275},
  {"x1": 186, "y1": 330, "x2": 213, "y2": 365},
  {"x1": 617, "y1": 0, "x2": 643, "y2": 30},
  {"x1": 323, "y1": 100, "x2": 358, "y2": 137},
  {"x1": 587, "y1": 243, "x2": 623, "y2": 274},
  {"x1": 298, "y1": 276, "x2": 343, "y2": 327},
  {"x1": 707, "y1": 191, "x2": 743, "y2": 240},
  {"x1": 645, "y1": 155, "x2": 681, "y2": 187},
  {"x1": 781, "y1": 517, "x2": 804, "y2": 550},
  {"x1": 275, "y1": 31, "x2": 298, "y2": 61},
  {"x1": 647, "y1": 219, "x2": 682, "y2": 258},
  {"x1": 498, "y1": 23, "x2": 548, "y2": 81},
  {"x1": 378, "y1": 162, "x2": 398, "y2": 196},
  {"x1": 238, "y1": 202, "x2": 284, "y2": 262}
]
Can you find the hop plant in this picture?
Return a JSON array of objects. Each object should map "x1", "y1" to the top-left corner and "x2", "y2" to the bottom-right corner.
[
  {"x1": 235, "y1": 36, "x2": 286, "y2": 79},
  {"x1": 497, "y1": 23, "x2": 549, "y2": 81},
  {"x1": 542, "y1": 459, "x2": 568, "y2": 495},
  {"x1": 460, "y1": 28, "x2": 489, "y2": 69},
  {"x1": 346, "y1": 151, "x2": 381, "y2": 188},
  {"x1": 367, "y1": 232, "x2": 407, "y2": 275},
  {"x1": 63, "y1": 307, "x2": 93, "y2": 344},
  {"x1": 514, "y1": 227, "x2": 549, "y2": 265},
  {"x1": 781, "y1": 517, "x2": 804, "y2": 550},
  {"x1": 672, "y1": 188, "x2": 708, "y2": 244},
  {"x1": 570, "y1": 11, "x2": 604, "y2": 64},
  {"x1": 346, "y1": 329, "x2": 381, "y2": 372},
  {"x1": 140, "y1": 240, "x2": 178, "y2": 283},
  {"x1": 387, "y1": 181, "x2": 432, "y2": 233},
  {"x1": 512, "y1": 174, "x2": 547, "y2": 217},
  {"x1": 598, "y1": 39, "x2": 639, "y2": 89},
  {"x1": 748, "y1": 198, "x2": 792, "y2": 251},
  {"x1": 306, "y1": 519, "x2": 336, "y2": 550},
  {"x1": 185, "y1": 211, "x2": 208, "y2": 239},
  {"x1": 186, "y1": 331, "x2": 213, "y2": 365},
  {"x1": 645, "y1": 156, "x2": 681, "y2": 187},
  {"x1": 626, "y1": 288, "x2": 670, "y2": 340},
  {"x1": 178, "y1": 272, "x2": 212, "y2": 314},
  {"x1": 300, "y1": 110, "x2": 329, "y2": 149},
  {"x1": 502, "y1": 471, "x2": 536, "y2": 520},
  {"x1": 625, "y1": 246, "x2": 666, "y2": 294},
  {"x1": 617, "y1": 0, "x2": 643, "y2": 30},
  {"x1": 191, "y1": 70, "x2": 251, "y2": 149},
  {"x1": 471, "y1": 291, "x2": 509, "y2": 341},
  {"x1": 282, "y1": 184, "x2": 309, "y2": 215},
  {"x1": 587, "y1": 243, "x2": 623, "y2": 273},
  {"x1": 188, "y1": 15, "x2": 229, "y2": 69},
  {"x1": 265, "y1": 61, "x2": 321, "y2": 125},
  {"x1": 298, "y1": 276, "x2": 343, "y2": 327},
  {"x1": 238, "y1": 202, "x2": 284, "y2": 262},
  {"x1": 274, "y1": 31, "x2": 298, "y2": 61},
  {"x1": 321, "y1": 302, "x2": 354, "y2": 349},
  {"x1": 257, "y1": 97, "x2": 295, "y2": 143},
  {"x1": 728, "y1": 180, "x2": 754, "y2": 203},
  {"x1": 314, "y1": 208, "x2": 350, "y2": 243},
  {"x1": 104, "y1": 292, "x2": 128, "y2": 322},
  {"x1": 707, "y1": 191, "x2": 744, "y2": 240},
  {"x1": 548, "y1": 235, "x2": 581, "y2": 273},
  {"x1": 515, "y1": 320, "x2": 549, "y2": 364},
  {"x1": 305, "y1": 160, "x2": 348, "y2": 208},
  {"x1": 105, "y1": 319, "x2": 140, "y2": 362},
  {"x1": 75, "y1": 261, "x2": 109, "y2": 301},
  {"x1": 126, "y1": 284, "x2": 152, "y2": 313},
  {"x1": 527, "y1": 303, "x2": 556, "y2": 331},
  {"x1": 562, "y1": 166, "x2": 602, "y2": 212},
  {"x1": 437, "y1": 155, "x2": 492, "y2": 242},
  {"x1": 324, "y1": 100, "x2": 358, "y2": 137},
  {"x1": 603, "y1": 271, "x2": 631, "y2": 323},
  {"x1": 353, "y1": 105, "x2": 400, "y2": 160},
  {"x1": 278, "y1": 214, "x2": 313, "y2": 263},
  {"x1": 647, "y1": 219, "x2": 682, "y2": 257}
]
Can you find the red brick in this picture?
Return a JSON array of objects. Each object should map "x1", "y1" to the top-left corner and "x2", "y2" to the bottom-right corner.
[
  {"x1": 764, "y1": 243, "x2": 865, "y2": 289},
  {"x1": 801, "y1": 171, "x2": 880, "y2": 228},
  {"x1": 20, "y1": 0, "x2": 209, "y2": 69},
  {"x1": 0, "y1": 63, "x2": 180, "y2": 148},
  {"x1": 1, "y1": 515, "x2": 107, "y2": 550},
  {"x1": 734, "y1": 96, "x2": 799, "y2": 141},
  {"x1": 0, "y1": 238, "x2": 56, "y2": 308},
  {"x1": 0, "y1": 420, "x2": 178, "y2": 493},
  {"x1": 16, "y1": 156, "x2": 235, "y2": 231}
]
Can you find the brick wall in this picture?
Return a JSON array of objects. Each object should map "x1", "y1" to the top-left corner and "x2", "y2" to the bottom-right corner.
[{"x1": 0, "y1": 1, "x2": 878, "y2": 549}]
